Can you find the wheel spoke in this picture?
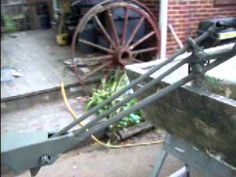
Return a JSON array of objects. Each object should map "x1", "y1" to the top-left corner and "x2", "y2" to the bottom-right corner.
[
  {"x1": 129, "y1": 31, "x2": 156, "y2": 50},
  {"x1": 84, "y1": 60, "x2": 113, "y2": 78},
  {"x1": 107, "y1": 9, "x2": 120, "y2": 46},
  {"x1": 84, "y1": 55, "x2": 113, "y2": 62},
  {"x1": 127, "y1": 16, "x2": 145, "y2": 46},
  {"x1": 131, "y1": 47, "x2": 158, "y2": 55},
  {"x1": 121, "y1": 7, "x2": 129, "y2": 45},
  {"x1": 94, "y1": 15, "x2": 116, "y2": 49},
  {"x1": 78, "y1": 39, "x2": 114, "y2": 53},
  {"x1": 131, "y1": 58, "x2": 143, "y2": 63},
  {"x1": 75, "y1": 55, "x2": 113, "y2": 65}
]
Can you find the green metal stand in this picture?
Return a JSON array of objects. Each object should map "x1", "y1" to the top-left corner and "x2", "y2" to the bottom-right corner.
[{"x1": 151, "y1": 134, "x2": 236, "y2": 177}]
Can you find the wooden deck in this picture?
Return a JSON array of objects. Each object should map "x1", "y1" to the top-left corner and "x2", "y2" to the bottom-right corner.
[{"x1": 1, "y1": 30, "x2": 79, "y2": 101}]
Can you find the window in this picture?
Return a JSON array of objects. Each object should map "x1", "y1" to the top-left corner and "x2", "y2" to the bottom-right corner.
[{"x1": 214, "y1": 0, "x2": 236, "y2": 5}]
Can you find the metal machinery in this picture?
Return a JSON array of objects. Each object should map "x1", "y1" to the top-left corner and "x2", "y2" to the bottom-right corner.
[{"x1": 1, "y1": 3, "x2": 236, "y2": 177}]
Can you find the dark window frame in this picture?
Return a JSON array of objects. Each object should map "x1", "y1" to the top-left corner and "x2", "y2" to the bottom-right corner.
[{"x1": 214, "y1": 0, "x2": 236, "y2": 5}]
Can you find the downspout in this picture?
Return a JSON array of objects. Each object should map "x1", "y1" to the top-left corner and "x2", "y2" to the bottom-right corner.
[
  {"x1": 159, "y1": 0, "x2": 168, "y2": 59},
  {"x1": 52, "y1": 0, "x2": 59, "y2": 21}
]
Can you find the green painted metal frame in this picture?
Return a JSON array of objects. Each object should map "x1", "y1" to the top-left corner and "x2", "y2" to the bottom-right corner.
[
  {"x1": 151, "y1": 134, "x2": 236, "y2": 177},
  {"x1": 1, "y1": 19, "x2": 236, "y2": 176}
]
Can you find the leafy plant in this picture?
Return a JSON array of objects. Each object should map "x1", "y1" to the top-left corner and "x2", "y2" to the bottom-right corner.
[
  {"x1": 85, "y1": 70, "x2": 143, "y2": 130},
  {"x1": 3, "y1": 15, "x2": 17, "y2": 33}
]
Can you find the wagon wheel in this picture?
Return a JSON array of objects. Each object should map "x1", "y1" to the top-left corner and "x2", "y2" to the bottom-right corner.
[{"x1": 71, "y1": 0, "x2": 160, "y2": 80}]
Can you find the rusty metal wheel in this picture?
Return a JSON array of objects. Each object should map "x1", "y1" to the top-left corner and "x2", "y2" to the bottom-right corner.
[{"x1": 71, "y1": 0, "x2": 160, "y2": 79}]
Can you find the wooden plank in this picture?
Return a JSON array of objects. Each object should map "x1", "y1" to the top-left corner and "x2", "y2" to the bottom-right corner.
[{"x1": 1, "y1": 30, "x2": 79, "y2": 101}]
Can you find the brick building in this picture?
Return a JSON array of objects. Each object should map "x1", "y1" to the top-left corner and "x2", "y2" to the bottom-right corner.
[{"x1": 140, "y1": 0, "x2": 236, "y2": 56}]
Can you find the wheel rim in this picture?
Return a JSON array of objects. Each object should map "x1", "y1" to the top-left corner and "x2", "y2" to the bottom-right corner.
[{"x1": 71, "y1": 0, "x2": 160, "y2": 79}]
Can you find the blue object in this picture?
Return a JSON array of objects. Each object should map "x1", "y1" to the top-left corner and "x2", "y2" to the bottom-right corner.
[
  {"x1": 112, "y1": 8, "x2": 146, "y2": 42},
  {"x1": 97, "y1": 8, "x2": 146, "y2": 47},
  {"x1": 1, "y1": 67, "x2": 15, "y2": 82},
  {"x1": 78, "y1": 23, "x2": 97, "y2": 53},
  {"x1": 78, "y1": 0, "x2": 104, "y2": 6}
]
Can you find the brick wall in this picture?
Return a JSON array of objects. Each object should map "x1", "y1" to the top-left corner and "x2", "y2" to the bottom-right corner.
[
  {"x1": 139, "y1": 0, "x2": 160, "y2": 15},
  {"x1": 140, "y1": 0, "x2": 236, "y2": 56}
]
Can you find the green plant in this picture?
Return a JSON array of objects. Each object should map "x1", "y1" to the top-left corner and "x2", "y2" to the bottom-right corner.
[
  {"x1": 3, "y1": 15, "x2": 17, "y2": 33},
  {"x1": 85, "y1": 70, "x2": 143, "y2": 130}
]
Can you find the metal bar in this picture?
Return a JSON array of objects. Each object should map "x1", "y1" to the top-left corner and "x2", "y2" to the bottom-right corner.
[
  {"x1": 204, "y1": 45, "x2": 236, "y2": 60},
  {"x1": 94, "y1": 15, "x2": 116, "y2": 49},
  {"x1": 203, "y1": 57, "x2": 232, "y2": 72},
  {"x1": 127, "y1": 16, "x2": 145, "y2": 46},
  {"x1": 132, "y1": 47, "x2": 159, "y2": 55},
  {"x1": 130, "y1": 31, "x2": 156, "y2": 50},
  {"x1": 73, "y1": 57, "x2": 190, "y2": 136},
  {"x1": 150, "y1": 149, "x2": 168, "y2": 177},
  {"x1": 78, "y1": 39, "x2": 113, "y2": 53},
  {"x1": 84, "y1": 61, "x2": 113, "y2": 78}
]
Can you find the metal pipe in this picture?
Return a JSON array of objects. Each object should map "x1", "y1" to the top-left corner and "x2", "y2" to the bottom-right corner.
[
  {"x1": 159, "y1": 0, "x2": 169, "y2": 59},
  {"x1": 203, "y1": 57, "x2": 232, "y2": 72}
]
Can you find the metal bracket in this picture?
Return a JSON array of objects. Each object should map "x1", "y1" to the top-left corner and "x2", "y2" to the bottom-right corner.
[
  {"x1": 187, "y1": 37, "x2": 207, "y2": 74},
  {"x1": 39, "y1": 154, "x2": 58, "y2": 166},
  {"x1": 187, "y1": 37, "x2": 208, "y2": 90}
]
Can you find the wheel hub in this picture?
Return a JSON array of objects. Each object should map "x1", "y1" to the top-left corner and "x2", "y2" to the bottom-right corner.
[{"x1": 115, "y1": 47, "x2": 133, "y2": 66}]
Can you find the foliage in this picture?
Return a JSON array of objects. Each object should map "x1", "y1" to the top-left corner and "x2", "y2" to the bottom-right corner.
[
  {"x1": 84, "y1": 70, "x2": 143, "y2": 130},
  {"x1": 3, "y1": 16, "x2": 17, "y2": 33}
]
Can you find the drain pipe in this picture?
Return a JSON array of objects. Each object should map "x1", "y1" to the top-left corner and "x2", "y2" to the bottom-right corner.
[
  {"x1": 52, "y1": 0, "x2": 60, "y2": 21},
  {"x1": 159, "y1": 0, "x2": 168, "y2": 59}
]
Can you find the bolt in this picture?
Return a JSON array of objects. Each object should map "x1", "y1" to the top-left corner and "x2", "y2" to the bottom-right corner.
[{"x1": 40, "y1": 155, "x2": 51, "y2": 165}]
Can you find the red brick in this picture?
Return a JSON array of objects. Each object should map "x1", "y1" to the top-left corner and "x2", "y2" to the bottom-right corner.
[{"x1": 141, "y1": 0, "x2": 236, "y2": 56}]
